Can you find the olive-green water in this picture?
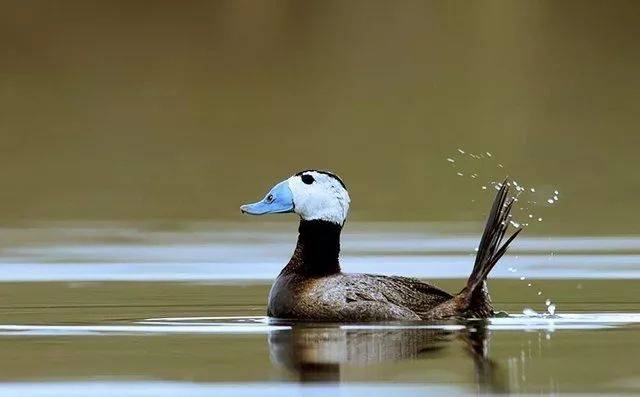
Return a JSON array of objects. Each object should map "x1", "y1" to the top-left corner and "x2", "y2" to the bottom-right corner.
[
  {"x1": 2, "y1": 1, "x2": 640, "y2": 395},
  {"x1": 1, "y1": 1, "x2": 640, "y2": 234},
  {"x1": 0, "y1": 223, "x2": 638, "y2": 395},
  {"x1": 0, "y1": 280, "x2": 639, "y2": 395}
]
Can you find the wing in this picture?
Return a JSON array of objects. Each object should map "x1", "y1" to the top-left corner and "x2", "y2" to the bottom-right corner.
[
  {"x1": 343, "y1": 274, "x2": 454, "y2": 316},
  {"x1": 277, "y1": 273, "x2": 455, "y2": 321}
]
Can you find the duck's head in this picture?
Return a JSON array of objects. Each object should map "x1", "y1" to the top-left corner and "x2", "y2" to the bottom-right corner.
[{"x1": 240, "y1": 170, "x2": 351, "y2": 225}]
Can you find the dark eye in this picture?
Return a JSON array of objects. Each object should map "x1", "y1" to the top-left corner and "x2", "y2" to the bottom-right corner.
[
  {"x1": 266, "y1": 194, "x2": 274, "y2": 202},
  {"x1": 301, "y1": 174, "x2": 315, "y2": 184}
]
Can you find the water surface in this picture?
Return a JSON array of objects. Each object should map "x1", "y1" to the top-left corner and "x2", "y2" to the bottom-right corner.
[{"x1": 0, "y1": 223, "x2": 638, "y2": 395}]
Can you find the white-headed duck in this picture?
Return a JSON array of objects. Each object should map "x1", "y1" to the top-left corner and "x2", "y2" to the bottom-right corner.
[{"x1": 241, "y1": 170, "x2": 521, "y2": 321}]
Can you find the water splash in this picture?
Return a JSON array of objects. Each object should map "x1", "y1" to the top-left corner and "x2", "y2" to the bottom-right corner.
[{"x1": 445, "y1": 148, "x2": 564, "y2": 300}]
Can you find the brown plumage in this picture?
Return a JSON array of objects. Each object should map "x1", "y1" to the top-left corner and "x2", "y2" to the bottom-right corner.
[{"x1": 267, "y1": 181, "x2": 522, "y2": 321}]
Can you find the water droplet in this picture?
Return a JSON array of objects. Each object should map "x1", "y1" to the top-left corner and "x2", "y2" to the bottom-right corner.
[
  {"x1": 498, "y1": 164, "x2": 504, "y2": 168},
  {"x1": 457, "y1": 148, "x2": 465, "y2": 154},
  {"x1": 538, "y1": 217, "x2": 543, "y2": 222},
  {"x1": 446, "y1": 158, "x2": 455, "y2": 163},
  {"x1": 545, "y1": 299, "x2": 551, "y2": 306},
  {"x1": 486, "y1": 152, "x2": 492, "y2": 157},
  {"x1": 554, "y1": 190, "x2": 559, "y2": 195},
  {"x1": 528, "y1": 214, "x2": 533, "y2": 218},
  {"x1": 547, "y1": 304, "x2": 556, "y2": 316},
  {"x1": 530, "y1": 188, "x2": 536, "y2": 192},
  {"x1": 527, "y1": 283, "x2": 532, "y2": 287},
  {"x1": 520, "y1": 276, "x2": 526, "y2": 280},
  {"x1": 547, "y1": 199, "x2": 554, "y2": 204},
  {"x1": 537, "y1": 291, "x2": 542, "y2": 295},
  {"x1": 457, "y1": 172, "x2": 463, "y2": 176},
  {"x1": 481, "y1": 186, "x2": 487, "y2": 190}
]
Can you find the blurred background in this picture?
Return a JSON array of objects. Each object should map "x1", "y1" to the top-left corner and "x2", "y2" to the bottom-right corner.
[
  {"x1": 1, "y1": 3, "x2": 640, "y2": 394},
  {"x1": 1, "y1": 0, "x2": 639, "y2": 233}
]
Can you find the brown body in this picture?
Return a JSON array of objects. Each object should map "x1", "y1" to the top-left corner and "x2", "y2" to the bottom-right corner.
[
  {"x1": 268, "y1": 271, "x2": 454, "y2": 321},
  {"x1": 267, "y1": 220, "x2": 494, "y2": 321}
]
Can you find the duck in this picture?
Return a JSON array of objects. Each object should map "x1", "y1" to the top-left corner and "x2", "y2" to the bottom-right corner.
[{"x1": 240, "y1": 170, "x2": 521, "y2": 321}]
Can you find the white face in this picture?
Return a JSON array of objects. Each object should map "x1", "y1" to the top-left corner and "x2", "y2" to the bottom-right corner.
[{"x1": 287, "y1": 171, "x2": 350, "y2": 225}]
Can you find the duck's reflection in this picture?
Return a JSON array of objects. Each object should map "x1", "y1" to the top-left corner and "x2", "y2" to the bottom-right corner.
[{"x1": 268, "y1": 321, "x2": 506, "y2": 392}]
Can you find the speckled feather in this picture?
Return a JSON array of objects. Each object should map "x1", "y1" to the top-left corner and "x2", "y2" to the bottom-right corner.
[{"x1": 269, "y1": 271, "x2": 454, "y2": 321}]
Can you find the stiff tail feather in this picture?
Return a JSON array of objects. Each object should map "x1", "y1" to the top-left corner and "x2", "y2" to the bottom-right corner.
[{"x1": 461, "y1": 179, "x2": 522, "y2": 317}]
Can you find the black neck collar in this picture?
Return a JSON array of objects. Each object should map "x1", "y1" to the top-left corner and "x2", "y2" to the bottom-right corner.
[{"x1": 284, "y1": 219, "x2": 342, "y2": 277}]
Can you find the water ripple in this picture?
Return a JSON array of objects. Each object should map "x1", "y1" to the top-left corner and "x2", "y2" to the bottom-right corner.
[{"x1": 1, "y1": 313, "x2": 640, "y2": 336}]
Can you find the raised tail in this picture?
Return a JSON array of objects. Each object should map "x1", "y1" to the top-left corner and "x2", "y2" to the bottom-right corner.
[{"x1": 456, "y1": 180, "x2": 522, "y2": 317}]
